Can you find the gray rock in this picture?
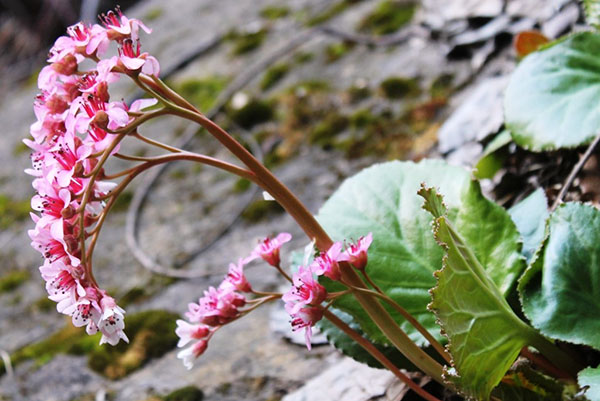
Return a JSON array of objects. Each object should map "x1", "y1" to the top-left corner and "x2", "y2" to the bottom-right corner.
[{"x1": 437, "y1": 75, "x2": 509, "y2": 153}]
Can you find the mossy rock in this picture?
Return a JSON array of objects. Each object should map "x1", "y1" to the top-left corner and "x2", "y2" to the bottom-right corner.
[
  {"x1": 309, "y1": 113, "x2": 349, "y2": 146},
  {"x1": 175, "y1": 76, "x2": 229, "y2": 112},
  {"x1": 350, "y1": 109, "x2": 376, "y2": 129},
  {"x1": 379, "y1": 76, "x2": 420, "y2": 99},
  {"x1": 227, "y1": 29, "x2": 268, "y2": 55},
  {"x1": 346, "y1": 84, "x2": 371, "y2": 103},
  {"x1": 429, "y1": 73, "x2": 455, "y2": 99},
  {"x1": 260, "y1": 6, "x2": 290, "y2": 20},
  {"x1": 87, "y1": 309, "x2": 180, "y2": 379},
  {"x1": 294, "y1": 51, "x2": 314, "y2": 64},
  {"x1": 233, "y1": 178, "x2": 252, "y2": 193},
  {"x1": 228, "y1": 98, "x2": 275, "y2": 129},
  {"x1": 110, "y1": 190, "x2": 134, "y2": 213},
  {"x1": 261, "y1": 63, "x2": 290, "y2": 91},
  {"x1": 241, "y1": 199, "x2": 284, "y2": 222},
  {"x1": 163, "y1": 386, "x2": 204, "y2": 401},
  {"x1": 358, "y1": 0, "x2": 417, "y2": 35},
  {"x1": 0, "y1": 269, "x2": 30, "y2": 293},
  {"x1": 324, "y1": 42, "x2": 354, "y2": 63},
  {"x1": 307, "y1": 0, "x2": 362, "y2": 26},
  {"x1": 0, "y1": 195, "x2": 31, "y2": 229}
]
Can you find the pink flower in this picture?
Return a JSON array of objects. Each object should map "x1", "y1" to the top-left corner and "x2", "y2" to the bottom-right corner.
[
  {"x1": 99, "y1": 8, "x2": 151, "y2": 42},
  {"x1": 250, "y1": 232, "x2": 292, "y2": 267},
  {"x1": 340, "y1": 233, "x2": 373, "y2": 270},
  {"x1": 98, "y1": 295, "x2": 129, "y2": 345},
  {"x1": 175, "y1": 320, "x2": 210, "y2": 348},
  {"x1": 221, "y1": 258, "x2": 252, "y2": 292},
  {"x1": 186, "y1": 286, "x2": 246, "y2": 326},
  {"x1": 311, "y1": 241, "x2": 343, "y2": 281},
  {"x1": 289, "y1": 306, "x2": 323, "y2": 350},
  {"x1": 283, "y1": 265, "x2": 327, "y2": 316},
  {"x1": 177, "y1": 339, "x2": 208, "y2": 370}
]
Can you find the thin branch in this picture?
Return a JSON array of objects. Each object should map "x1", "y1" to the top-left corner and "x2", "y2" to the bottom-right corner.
[
  {"x1": 322, "y1": 310, "x2": 443, "y2": 401},
  {"x1": 551, "y1": 130, "x2": 600, "y2": 211}
]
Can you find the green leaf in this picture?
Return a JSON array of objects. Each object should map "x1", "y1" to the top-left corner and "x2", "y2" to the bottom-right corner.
[
  {"x1": 519, "y1": 202, "x2": 600, "y2": 350},
  {"x1": 583, "y1": 0, "x2": 600, "y2": 27},
  {"x1": 505, "y1": 32, "x2": 600, "y2": 151},
  {"x1": 420, "y1": 186, "x2": 536, "y2": 400},
  {"x1": 474, "y1": 130, "x2": 511, "y2": 180},
  {"x1": 508, "y1": 188, "x2": 549, "y2": 263},
  {"x1": 316, "y1": 160, "x2": 525, "y2": 347},
  {"x1": 579, "y1": 365, "x2": 600, "y2": 401}
]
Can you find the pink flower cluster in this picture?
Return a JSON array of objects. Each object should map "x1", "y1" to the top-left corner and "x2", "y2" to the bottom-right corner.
[
  {"x1": 283, "y1": 233, "x2": 373, "y2": 349},
  {"x1": 176, "y1": 233, "x2": 293, "y2": 368},
  {"x1": 26, "y1": 9, "x2": 159, "y2": 345},
  {"x1": 176, "y1": 258, "x2": 252, "y2": 369}
]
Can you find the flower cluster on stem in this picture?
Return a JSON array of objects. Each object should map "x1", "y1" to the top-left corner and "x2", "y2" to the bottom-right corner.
[{"x1": 27, "y1": 8, "x2": 160, "y2": 345}]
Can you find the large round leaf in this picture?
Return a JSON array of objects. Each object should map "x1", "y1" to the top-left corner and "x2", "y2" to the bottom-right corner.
[
  {"x1": 316, "y1": 160, "x2": 525, "y2": 346},
  {"x1": 519, "y1": 202, "x2": 600, "y2": 350},
  {"x1": 505, "y1": 32, "x2": 600, "y2": 151}
]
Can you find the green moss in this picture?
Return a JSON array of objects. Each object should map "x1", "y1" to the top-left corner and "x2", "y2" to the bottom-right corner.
[
  {"x1": 307, "y1": 0, "x2": 361, "y2": 26},
  {"x1": 228, "y1": 98, "x2": 275, "y2": 129},
  {"x1": 324, "y1": 42, "x2": 354, "y2": 63},
  {"x1": 241, "y1": 200, "x2": 284, "y2": 222},
  {"x1": 176, "y1": 76, "x2": 229, "y2": 112},
  {"x1": 287, "y1": 80, "x2": 330, "y2": 94},
  {"x1": 358, "y1": 1, "x2": 417, "y2": 35},
  {"x1": 29, "y1": 296, "x2": 55, "y2": 312},
  {"x1": 13, "y1": 141, "x2": 29, "y2": 156},
  {"x1": 260, "y1": 63, "x2": 290, "y2": 91},
  {"x1": 309, "y1": 113, "x2": 349, "y2": 146},
  {"x1": 0, "y1": 195, "x2": 31, "y2": 229},
  {"x1": 350, "y1": 109, "x2": 376, "y2": 129},
  {"x1": 2, "y1": 323, "x2": 87, "y2": 375},
  {"x1": 0, "y1": 270, "x2": 30, "y2": 293},
  {"x1": 233, "y1": 178, "x2": 252, "y2": 193},
  {"x1": 87, "y1": 310, "x2": 180, "y2": 379},
  {"x1": 118, "y1": 287, "x2": 147, "y2": 307},
  {"x1": 294, "y1": 51, "x2": 314, "y2": 64},
  {"x1": 144, "y1": 7, "x2": 164, "y2": 21},
  {"x1": 111, "y1": 190, "x2": 134, "y2": 213},
  {"x1": 1, "y1": 309, "x2": 181, "y2": 378},
  {"x1": 227, "y1": 29, "x2": 269, "y2": 55},
  {"x1": 260, "y1": 5, "x2": 290, "y2": 20},
  {"x1": 163, "y1": 386, "x2": 204, "y2": 401},
  {"x1": 346, "y1": 83, "x2": 371, "y2": 103},
  {"x1": 379, "y1": 76, "x2": 420, "y2": 99},
  {"x1": 429, "y1": 73, "x2": 455, "y2": 98},
  {"x1": 169, "y1": 168, "x2": 188, "y2": 180}
]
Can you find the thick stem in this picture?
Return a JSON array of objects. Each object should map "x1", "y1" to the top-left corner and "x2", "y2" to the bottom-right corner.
[
  {"x1": 323, "y1": 310, "x2": 442, "y2": 401},
  {"x1": 350, "y1": 286, "x2": 450, "y2": 364},
  {"x1": 166, "y1": 105, "x2": 445, "y2": 384},
  {"x1": 526, "y1": 329, "x2": 582, "y2": 378}
]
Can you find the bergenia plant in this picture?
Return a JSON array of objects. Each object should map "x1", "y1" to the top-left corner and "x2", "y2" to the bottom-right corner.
[{"x1": 25, "y1": 6, "x2": 600, "y2": 401}]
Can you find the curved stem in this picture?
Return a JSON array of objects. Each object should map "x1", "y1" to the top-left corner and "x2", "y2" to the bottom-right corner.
[
  {"x1": 78, "y1": 133, "x2": 126, "y2": 286},
  {"x1": 274, "y1": 263, "x2": 293, "y2": 283},
  {"x1": 166, "y1": 103, "x2": 445, "y2": 384},
  {"x1": 136, "y1": 76, "x2": 448, "y2": 384},
  {"x1": 323, "y1": 310, "x2": 442, "y2": 401},
  {"x1": 131, "y1": 132, "x2": 188, "y2": 153},
  {"x1": 551, "y1": 129, "x2": 600, "y2": 211},
  {"x1": 85, "y1": 153, "x2": 257, "y2": 262},
  {"x1": 141, "y1": 74, "x2": 201, "y2": 113},
  {"x1": 525, "y1": 329, "x2": 582, "y2": 378},
  {"x1": 349, "y1": 286, "x2": 450, "y2": 364}
]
